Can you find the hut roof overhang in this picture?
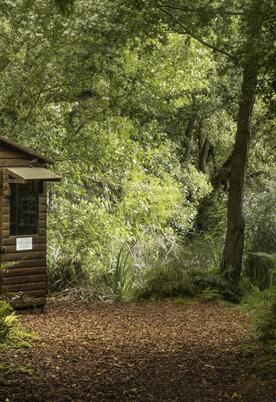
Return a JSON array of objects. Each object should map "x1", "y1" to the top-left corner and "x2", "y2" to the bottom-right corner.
[
  {"x1": 6, "y1": 167, "x2": 61, "y2": 183},
  {"x1": 0, "y1": 136, "x2": 55, "y2": 164}
]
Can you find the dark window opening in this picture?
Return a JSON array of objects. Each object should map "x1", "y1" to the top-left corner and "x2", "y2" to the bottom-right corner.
[{"x1": 10, "y1": 182, "x2": 39, "y2": 236}]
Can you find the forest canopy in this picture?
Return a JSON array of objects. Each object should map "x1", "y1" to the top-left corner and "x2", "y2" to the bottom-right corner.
[{"x1": 0, "y1": 3, "x2": 275, "y2": 401}]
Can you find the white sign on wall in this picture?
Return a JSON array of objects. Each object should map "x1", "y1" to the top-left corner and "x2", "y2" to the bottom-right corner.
[{"x1": 16, "y1": 237, "x2": 33, "y2": 251}]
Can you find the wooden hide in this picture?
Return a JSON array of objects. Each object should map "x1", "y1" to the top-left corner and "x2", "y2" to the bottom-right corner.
[{"x1": 0, "y1": 137, "x2": 60, "y2": 308}]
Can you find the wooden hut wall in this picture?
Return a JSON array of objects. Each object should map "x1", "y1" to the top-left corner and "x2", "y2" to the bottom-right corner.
[{"x1": 0, "y1": 144, "x2": 47, "y2": 307}]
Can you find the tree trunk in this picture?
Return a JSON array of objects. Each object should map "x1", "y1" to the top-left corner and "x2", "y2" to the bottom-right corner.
[
  {"x1": 182, "y1": 115, "x2": 197, "y2": 163},
  {"x1": 199, "y1": 138, "x2": 212, "y2": 175},
  {"x1": 221, "y1": 2, "x2": 263, "y2": 281}
]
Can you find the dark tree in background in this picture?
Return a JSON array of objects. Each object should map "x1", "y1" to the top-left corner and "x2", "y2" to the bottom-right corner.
[{"x1": 221, "y1": 0, "x2": 275, "y2": 282}]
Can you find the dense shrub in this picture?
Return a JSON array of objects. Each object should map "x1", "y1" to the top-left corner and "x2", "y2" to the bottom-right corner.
[
  {"x1": 48, "y1": 247, "x2": 86, "y2": 292},
  {"x1": 133, "y1": 262, "x2": 196, "y2": 300},
  {"x1": 253, "y1": 286, "x2": 276, "y2": 352},
  {"x1": 245, "y1": 189, "x2": 276, "y2": 289},
  {"x1": 47, "y1": 150, "x2": 211, "y2": 296},
  {"x1": 241, "y1": 285, "x2": 276, "y2": 353},
  {"x1": 246, "y1": 253, "x2": 276, "y2": 290}
]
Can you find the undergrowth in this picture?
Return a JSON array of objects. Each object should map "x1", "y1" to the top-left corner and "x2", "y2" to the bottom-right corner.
[
  {"x1": 0, "y1": 300, "x2": 37, "y2": 348},
  {"x1": 242, "y1": 286, "x2": 276, "y2": 351},
  {"x1": 240, "y1": 286, "x2": 276, "y2": 381}
]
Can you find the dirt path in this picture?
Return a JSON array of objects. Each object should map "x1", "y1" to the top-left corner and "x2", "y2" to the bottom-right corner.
[{"x1": 0, "y1": 301, "x2": 275, "y2": 402}]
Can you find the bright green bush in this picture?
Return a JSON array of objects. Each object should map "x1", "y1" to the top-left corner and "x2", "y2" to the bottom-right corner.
[
  {"x1": 46, "y1": 117, "x2": 212, "y2": 295},
  {"x1": 0, "y1": 300, "x2": 36, "y2": 348}
]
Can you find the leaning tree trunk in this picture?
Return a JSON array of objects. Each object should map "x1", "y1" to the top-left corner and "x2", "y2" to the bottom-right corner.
[{"x1": 221, "y1": 1, "x2": 263, "y2": 282}]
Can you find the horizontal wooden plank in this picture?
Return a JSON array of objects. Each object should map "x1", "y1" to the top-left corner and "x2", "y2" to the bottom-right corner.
[
  {"x1": 0, "y1": 151, "x2": 30, "y2": 159},
  {"x1": 1, "y1": 214, "x2": 9, "y2": 222},
  {"x1": 3, "y1": 259, "x2": 46, "y2": 269},
  {"x1": 2, "y1": 189, "x2": 10, "y2": 196},
  {"x1": 3, "y1": 251, "x2": 46, "y2": 262},
  {"x1": 3, "y1": 236, "x2": 46, "y2": 246},
  {"x1": 3, "y1": 274, "x2": 46, "y2": 285},
  {"x1": 1, "y1": 198, "x2": 10, "y2": 207},
  {"x1": 3, "y1": 266, "x2": 46, "y2": 277},
  {"x1": 0, "y1": 160, "x2": 32, "y2": 167},
  {"x1": 3, "y1": 243, "x2": 46, "y2": 253},
  {"x1": 3, "y1": 281, "x2": 46, "y2": 291}
]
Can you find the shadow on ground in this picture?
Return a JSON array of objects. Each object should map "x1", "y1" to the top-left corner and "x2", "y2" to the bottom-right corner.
[{"x1": 0, "y1": 301, "x2": 275, "y2": 401}]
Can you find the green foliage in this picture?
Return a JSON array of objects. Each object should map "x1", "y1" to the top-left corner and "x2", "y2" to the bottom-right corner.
[
  {"x1": 54, "y1": 0, "x2": 75, "y2": 15},
  {"x1": 133, "y1": 261, "x2": 196, "y2": 300},
  {"x1": 0, "y1": 301, "x2": 14, "y2": 342},
  {"x1": 0, "y1": 301, "x2": 36, "y2": 348},
  {"x1": 245, "y1": 189, "x2": 276, "y2": 254},
  {"x1": 48, "y1": 248, "x2": 85, "y2": 292},
  {"x1": 47, "y1": 124, "x2": 211, "y2": 291},
  {"x1": 255, "y1": 303, "x2": 276, "y2": 352},
  {"x1": 246, "y1": 253, "x2": 276, "y2": 290},
  {"x1": 245, "y1": 189, "x2": 276, "y2": 289},
  {"x1": 199, "y1": 288, "x2": 222, "y2": 301},
  {"x1": 243, "y1": 286, "x2": 276, "y2": 353},
  {"x1": 0, "y1": 0, "x2": 274, "y2": 304},
  {"x1": 89, "y1": 246, "x2": 133, "y2": 301},
  {"x1": 131, "y1": 254, "x2": 239, "y2": 302}
]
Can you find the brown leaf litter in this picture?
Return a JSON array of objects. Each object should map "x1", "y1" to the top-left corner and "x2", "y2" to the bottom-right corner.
[{"x1": 0, "y1": 300, "x2": 275, "y2": 401}]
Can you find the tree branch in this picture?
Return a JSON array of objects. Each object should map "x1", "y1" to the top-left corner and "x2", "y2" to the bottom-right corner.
[
  {"x1": 158, "y1": 6, "x2": 238, "y2": 63},
  {"x1": 159, "y1": 3, "x2": 244, "y2": 16}
]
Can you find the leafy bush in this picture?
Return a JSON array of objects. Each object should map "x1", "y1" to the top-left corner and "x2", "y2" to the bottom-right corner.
[
  {"x1": 246, "y1": 252, "x2": 276, "y2": 290},
  {"x1": 239, "y1": 286, "x2": 276, "y2": 377},
  {"x1": 199, "y1": 288, "x2": 222, "y2": 301},
  {"x1": 131, "y1": 259, "x2": 238, "y2": 302},
  {"x1": 133, "y1": 261, "x2": 196, "y2": 300},
  {"x1": 48, "y1": 247, "x2": 86, "y2": 292},
  {"x1": 47, "y1": 140, "x2": 212, "y2": 296},
  {"x1": 0, "y1": 300, "x2": 36, "y2": 348},
  {"x1": 194, "y1": 270, "x2": 242, "y2": 302},
  {"x1": 89, "y1": 246, "x2": 134, "y2": 301}
]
